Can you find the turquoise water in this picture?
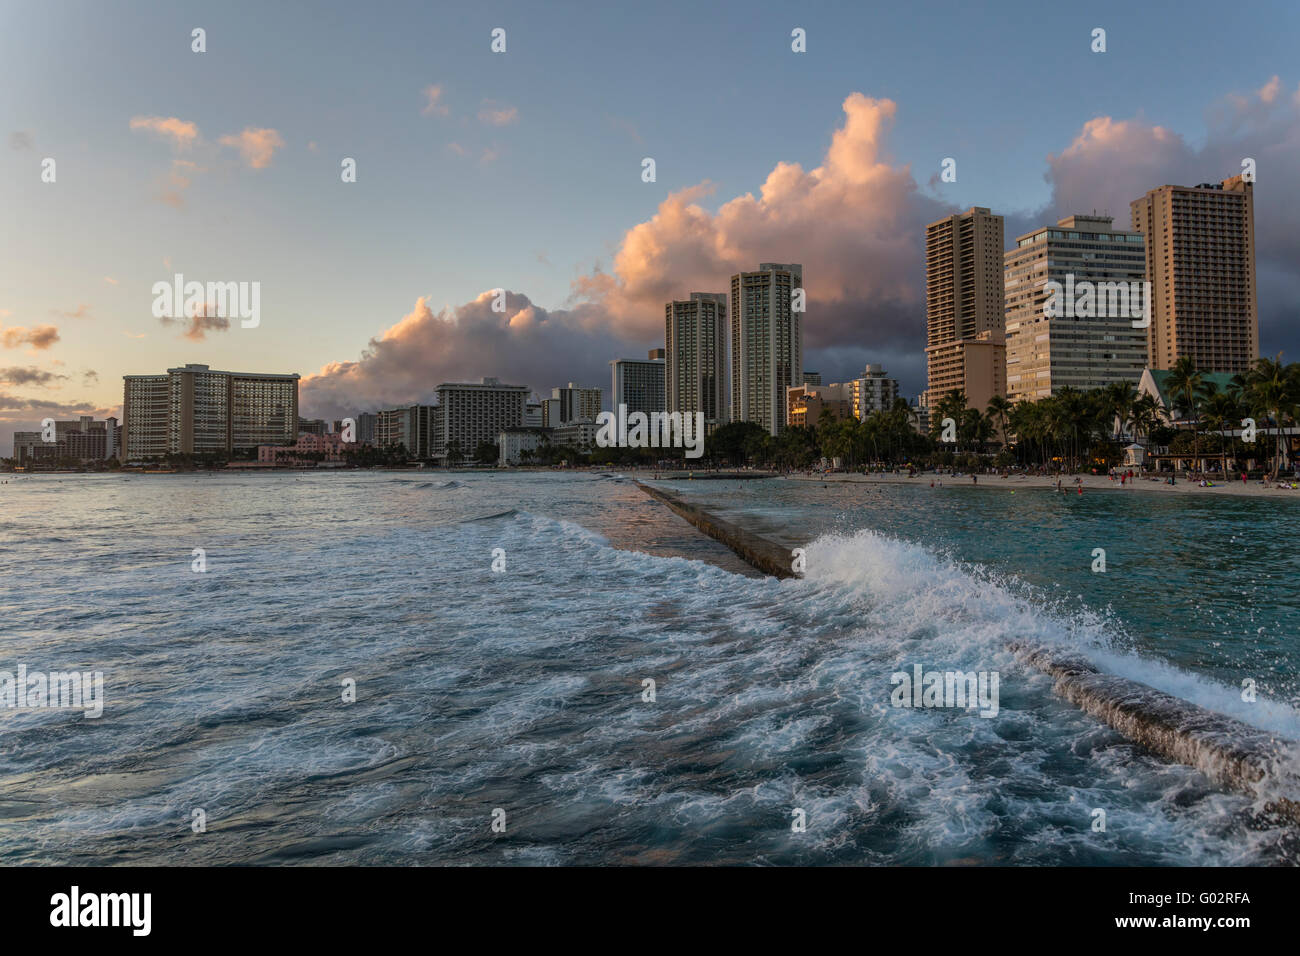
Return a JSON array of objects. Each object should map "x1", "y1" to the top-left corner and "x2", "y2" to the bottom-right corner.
[{"x1": 1, "y1": 471, "x2": 1297, "y2": 865}]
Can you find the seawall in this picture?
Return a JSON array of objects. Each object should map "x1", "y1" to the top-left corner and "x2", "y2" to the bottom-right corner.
[{"x1": 636, "y1": 481, "x2": 1300, "y2": 822}]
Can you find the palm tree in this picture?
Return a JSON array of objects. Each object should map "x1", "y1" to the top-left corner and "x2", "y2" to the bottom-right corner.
[
  {"x1": 1242, "y1": 354, "x2": 1296, "y2": 477},
  {"x1": 986, "y1": 394, "x2": 1013, "y2": 447},
  {"x1": 1164, "y1": 357, "x2": 1205, "y2": 472},
  {"x1": 1201, "y1": 390, "x2": 1241, "y2": 478},
  {"x1": 1102, "y1": 381, "x2": 1138, "y2": 441}
]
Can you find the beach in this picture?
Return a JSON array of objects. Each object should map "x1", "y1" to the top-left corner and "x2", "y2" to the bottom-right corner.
[{"x1": 787, "y1": 470, "x2": 1300, "y2": 498}]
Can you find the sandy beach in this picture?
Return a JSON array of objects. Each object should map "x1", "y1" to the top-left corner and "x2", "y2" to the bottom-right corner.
[{"x1": 786, "y1": 470, "x2": 1300, "y2": 499}]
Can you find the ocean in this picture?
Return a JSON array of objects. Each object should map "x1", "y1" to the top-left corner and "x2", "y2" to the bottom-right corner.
[{"x1": 2, "y1": 471, "x2": 1297, "y2": 865}]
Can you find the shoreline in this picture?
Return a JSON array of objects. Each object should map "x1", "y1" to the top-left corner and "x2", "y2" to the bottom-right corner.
[{"x1": 786, "y1": 471, "x2": 1300, "y2": 499}]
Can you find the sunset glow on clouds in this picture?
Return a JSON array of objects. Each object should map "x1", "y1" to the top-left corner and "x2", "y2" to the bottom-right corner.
[{"x1": 300, "y1": 81, "x2": 1300, "y2": 419}]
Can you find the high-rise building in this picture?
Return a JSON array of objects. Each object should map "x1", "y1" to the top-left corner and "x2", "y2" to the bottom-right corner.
[
  {"x1": 376, "y1": 406, "x2": 413, "y2": 452},
  {"x1": 354, "y1": 412, "x2": 377, "y2": 446},
  {"x1": 435, "y1": 377, "x2": 530, "y2": 463},
  {"x1": 666, "y1": 292, "x2": 728, "y2": 433},
  {"x1": 376, "y1": 404, "x2": 441, "y2": 458},
  {"x1": 121, "y1": 364, "x2": 298, "y2": 460},
  {"x1": 610, "y1": 349, "x2": 667, "y2": 418},
  {"x1": 847, "y1": 364, "x2": 900, "y2": 418},
  {"x1": 1130, "y1": 175, "x2": 1258, "y2": 373},
  {"x1": 1003, "y1": 215, "x2": 1148, "y2": 402},
  {"x1": 539, "y1": 397, "x2": 562, "y2": 428},
  {"x1": 802, "y1": 371, "x2": 822, "y2": 386},
  {"x1": 12, "y1": 416, "x2": 118, "y2": 463},
  {"x1": 730, "y1": 263, "x2": 804, "y2": 434},
  {"x1": 551, "y1": 383, "x2": 603, "y2": 423},
  {"x1": 924, "y1": 208, "x2": 1005, "y2": 411}
]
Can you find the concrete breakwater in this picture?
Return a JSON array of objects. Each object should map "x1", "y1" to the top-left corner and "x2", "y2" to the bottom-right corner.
[
  {"x1": 635, "y1": 482, "x2": 795, "y2": 578},
  {"x1": 635, "y1": 481, "x2": 1300, "y2": 823}
]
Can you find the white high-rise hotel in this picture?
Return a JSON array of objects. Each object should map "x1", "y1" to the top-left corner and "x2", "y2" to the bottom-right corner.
[
  {"x1": 730, "y1": 263, "x2": 804, "y2": 435},
  {"x1": 1003, "y1": 215, "x2": 1148, "y2": 402}
]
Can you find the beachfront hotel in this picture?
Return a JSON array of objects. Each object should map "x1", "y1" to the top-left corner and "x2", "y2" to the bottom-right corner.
[
  {"x1": 924, "y1": 207, "x2": 1006, "y2": 412},
  {"x1": 729, "y1": 263, "x2": 804, "y2": 435},
  {"x1": 12, "y1": 416, "x2": 119, "y2": 464},
  {"x1": 610, "y1": 349, "x2": 667, "y2": 419},
  {"x1": 434, "y1": 377, "x2": 530, "y2": 463},
  {"x1": 666, "y1": 292, "x2": 729, "y2": 434},
  {"x1": 1003, "y1": 215, "x2": 1149, "y2": 403},
  {"x1": 121, "y1": 364, "x2": 299, "y2": 460},
  {"x1": 1130, "y1": 175, "x2": 1258, "y2": 374}
]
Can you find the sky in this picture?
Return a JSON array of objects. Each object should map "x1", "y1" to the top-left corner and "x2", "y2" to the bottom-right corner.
[{"x1": 3, "y1": 0, "x2": 1300, "y2": 454}]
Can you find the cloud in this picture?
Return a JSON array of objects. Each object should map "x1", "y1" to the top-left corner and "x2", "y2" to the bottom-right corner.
[
  {"x1": 82, "y1": 369, "x2": 99, "y2": 384},
  {"x1": 104, "y1": 276, "x2": 119, "y2": 286},
  {"x1": 1038, "y1": 77, "x2": 1300, "y2": 360},
  {"x1": 129, "y1": 115, "x2": 200, "y2": 150},
  {"x1": 300, "y1": 293, "x2": 628, "y2": 419},
  {"x1": 9, "y1": 130, "x2": 33, "y2": 150},
  {"x1": 159, "y1": 311, "x2": 231, "y2": 341},
  {"x1": 0, "y1": 367, "x2": 68, "y2": 386},
  {"x1": 1, "y1": 325, "x2": 60, "y2": 350},
  {"x1": 304, "y1": 80, "x2": 1300, "y2": 409},
  {"x1": 477, "y1": 101, "x2": 518, "y2": 126},
  {"x1": 607, "y1": 116, "x2": 643, "y2": 144},
  {"x1": 574, "y1": 93, "x2": 947, "y2": 355},
  {"x1": 218, "y1": 127, "x2": 285, "y2": 168},
  {"x1": 421, "y1": 84, "x2": 450, "y2": 117},
  {"x1": 53, "y1": 303, "x2": 92, "y2": 321}
]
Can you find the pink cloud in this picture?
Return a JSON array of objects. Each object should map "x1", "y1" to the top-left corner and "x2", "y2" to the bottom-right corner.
[
  {"x1": 129, "y1": 115, "x2": 200, "y2": 150},
  {"x1": 219, "y1": 127, "x2": 285, "y2": 168},
  {"x1": 421, "y1": 84, "x2": 450, "y2": 117}
]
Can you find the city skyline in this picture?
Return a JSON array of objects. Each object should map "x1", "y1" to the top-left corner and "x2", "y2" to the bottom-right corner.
[{"x1": 5, "y1": 1, "x2": 1300, "y2": 456}]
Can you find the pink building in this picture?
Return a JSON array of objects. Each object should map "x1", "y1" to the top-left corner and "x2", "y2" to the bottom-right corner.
[{"x1": 257, "y1": 432, "x2": 350, "y2": 465}]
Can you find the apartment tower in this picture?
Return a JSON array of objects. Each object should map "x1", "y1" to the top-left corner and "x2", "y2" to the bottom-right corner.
[
  {"x1": 610, "y1": 349, "x2": 666, "y2": 418},
  {"x1": 924, "y1": 207, "x2": 1005, "y2": 412},
  {"x1": 1130, "y1": 175, "x2": 1258, "y2": 373},
  {"x1": 665, "y1": 293, "x2": 728, "y2": 433},
  {"x1": 122, "y1": 364, "x2": 299, "y2": 460},
  {"x1": 1003, "y1": 215, "x2": 1148, "y2": 402},
  {"x1": 729, "y1": 263, "x2": 804, "y2": 435}
]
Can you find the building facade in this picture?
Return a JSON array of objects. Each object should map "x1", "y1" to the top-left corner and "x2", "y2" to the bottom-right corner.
[
  {"x1": 610, "y1": 349, "x2": 666, "y2": 418},
  {"x1": 12, "y1": 416, "x2": 118, "y2": 463},
  {"x1": 786, "y1": 383, "x2": 852, "y2": 428},
  {"x1": 1130, "y1": 175, "x2": 1258, "y2": 374},
  {"x1": 730, "y1": 263, "x2": 803, "y2": 435},
  {"x1": 848, "y1": 364, "x2": 900, "y2": 418},
  {"x1": 122, "y1": 364, "x2": 298, "y2": 460},
  {"x1": 666, "y1": 292, "x2": 729, "y2": 433},
  {"x1": 551, "y1": 383, "x2": 603, "y2": 424},
  {"x1": 1003, "y1": 214, "x2": 1148, "y2": 402},
  {"x1": 925, "y1": 207, "x2": 1006, "y2": 411},
  {"x1": 435, "y1": 378, "x2": 530, "y2": 463}
]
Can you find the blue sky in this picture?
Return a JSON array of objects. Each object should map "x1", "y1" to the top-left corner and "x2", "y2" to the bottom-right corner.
[{"x1": 3, "y1": 0, "x2": 1299, "y2": 449}]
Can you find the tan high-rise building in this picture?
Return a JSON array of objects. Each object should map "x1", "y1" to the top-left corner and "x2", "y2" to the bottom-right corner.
[
  {"x1": 666, "y1": 292, "x2": 728, "y2": 432},
  {"x1": 924, "y1": 207, "x2": 1006, "y2": 412},
  {"x1": 1130, "y1": 175, "x2": 1258, "y2": 373},
  {"x1": 122, "y1": 364, "x2": 299, "y2": 460},
  {"x1": 730, "y1": 263, "x2": 804, "y2": 435},
  {"x1": 1003, "y1": 215, "x2": 1148, "y2": 403}
]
